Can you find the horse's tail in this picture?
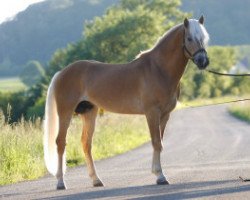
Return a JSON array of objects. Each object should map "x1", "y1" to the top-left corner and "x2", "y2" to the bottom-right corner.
[{"x1": 44, "y1": 72, "x2": 62, "y2": 176}]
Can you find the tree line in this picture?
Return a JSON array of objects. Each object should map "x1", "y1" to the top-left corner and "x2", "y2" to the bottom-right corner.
[
  {"x1": 1, "y1": 0, "x2": 250, "y2": 77},
  {"x1": 0, "y1": 0, "x2": 249, "y2": 123},
  {"x1": 0, "y1": 0, "x2": 117, "y2": 77}
]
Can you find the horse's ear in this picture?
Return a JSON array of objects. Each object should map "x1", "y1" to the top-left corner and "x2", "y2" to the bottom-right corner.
[
  {"x1": 184, "y1": 18, "x2": 189, "y2": 28},
  {"x1": 199, "y1": 15, "x2": 204, "y2": 24}
]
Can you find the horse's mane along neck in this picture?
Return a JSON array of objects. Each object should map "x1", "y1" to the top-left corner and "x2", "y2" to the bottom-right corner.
[
  {"x1": 136, "y1": 24, "x2": 183, "y2": 58},
  {"x1": 154, "y1": 24, "x2": 183, "y2": 50}
]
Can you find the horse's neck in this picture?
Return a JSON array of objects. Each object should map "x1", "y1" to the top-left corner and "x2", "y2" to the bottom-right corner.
[{"x1": 153, "y1": 25, "x2": 188, "y2": 85}]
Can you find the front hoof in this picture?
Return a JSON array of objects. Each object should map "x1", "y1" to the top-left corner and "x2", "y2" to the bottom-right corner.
[
  {"x1": 156, "y1": 177, "x2": 169, "y2": 185},
  {"x1": 57, "y1": 183, "x2": 67, "y2": 190},
  {"x1": 93, "y1": 179, "x2": 104, "y2": 187}
]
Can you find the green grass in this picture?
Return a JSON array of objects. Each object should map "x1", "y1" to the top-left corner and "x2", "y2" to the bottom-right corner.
[
  {"x1": 0, "y1": 116, "x2": 45, "y2": 185},
  {"x1": 0, "y1": 112, "x2": 149, "y2": 185},
  {"x1": 229, "y1": 102, "x2": 250, "y2": 123},
  {"x1": 178, "y1": 96, "x2": 250, "y2": 123},
  {"x1": 177, "y1": 96, "x2": 242, "y2": 109},
  {"x1": 67, "y1": 113, "x2": 149, "y2": 166},
  {"x1": 0, "y1": 77, "x2": 27, "y2": 93}
]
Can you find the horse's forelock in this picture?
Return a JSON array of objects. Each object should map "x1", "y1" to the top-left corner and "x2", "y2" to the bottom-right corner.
[{"x1": 189, "y1": 19, "x2": 209, "y2": 46}]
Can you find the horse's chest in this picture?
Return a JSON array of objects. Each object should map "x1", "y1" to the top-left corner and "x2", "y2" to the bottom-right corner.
[
  {"x1": 155, "y1": 87, "x2": 178, "y2": 112},
  {"x1": 142, "y1": 78, "x2": 178, "y2": 111},
  {"x1": 162, "y1": 95, "x2": 177, "y2": 112}
]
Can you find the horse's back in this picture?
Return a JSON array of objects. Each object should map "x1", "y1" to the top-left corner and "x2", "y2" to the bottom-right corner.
[
  {"x1": 53, "y1": 60, "x2": 144, "y2": 114},
  {"x1": 84, "y1": 61, "x2": 144, "y2": 113}
]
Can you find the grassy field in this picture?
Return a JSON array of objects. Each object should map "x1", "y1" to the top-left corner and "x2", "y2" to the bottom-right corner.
[
  {"x1": 177, "y1": 96, "x2": 244, "y2": 109},
  {"x1": 178, "y1": 96, "x2": 250, "y2": 123},
  {"x1": 0, "y1": 111, "x2": 149, "y2": 185},
  {"x1": 228, "y1": 101, "x2": 250, "y2": 123},
  {"x1": 0, "y1": 77, "x2": 27, "y2": 93}
]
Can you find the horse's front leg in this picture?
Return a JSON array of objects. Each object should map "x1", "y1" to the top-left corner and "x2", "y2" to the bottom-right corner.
[
  {"x1": 146, "y1": 109, "x2": 169, "y2": 185},
  {"x1": 160, "y1": 113, "x2": 170, "y2": 140}
]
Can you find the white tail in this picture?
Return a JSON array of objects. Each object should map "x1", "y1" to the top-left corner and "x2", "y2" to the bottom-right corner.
[{"x1": 43, "y1": 72, "x2": 65, "y2": 176}]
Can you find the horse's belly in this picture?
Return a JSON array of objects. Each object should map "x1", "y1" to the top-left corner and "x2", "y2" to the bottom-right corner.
[{"x1": 91, "y1": 96, "x2": 144, "y2": 114}]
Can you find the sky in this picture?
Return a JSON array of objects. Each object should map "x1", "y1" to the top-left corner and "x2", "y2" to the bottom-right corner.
[{"x1": 0, "y1": 0, "x2": 45, "y2": 24}]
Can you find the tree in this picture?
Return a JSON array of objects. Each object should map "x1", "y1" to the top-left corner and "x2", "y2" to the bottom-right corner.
[
  {"x1": 119, "y1": 0, "x2": 186, "y2": 24},
  {"x1": 83, "y1": 0, "x2": 187, "y2": 63},
  {"x1": 84, "y1": 7, "x2": 164, "y2": 63},
  {"x1": 1, "y1": 0, "x2": 189, "y2": 121},
  {"x1": 20, "y1": 60, "x2": 45, "y2": 86},
  {"x1": 47, "y1": 0, "x2": 187, "y2": 76},
  {"x1": 180, "y1": 46, "x2": 237, "y2": 100}
]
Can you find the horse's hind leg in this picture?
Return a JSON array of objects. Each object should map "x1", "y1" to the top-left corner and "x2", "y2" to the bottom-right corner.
[
  {"x1": 56, "y1": 113, "x2": 72, "y2": 190},
  {"x1": 81, "y1": 106, "x2": 103, "y2": 187}
]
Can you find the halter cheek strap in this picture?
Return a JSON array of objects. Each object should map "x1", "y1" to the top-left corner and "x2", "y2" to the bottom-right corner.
[
  {"x1": 182, "y1": 30, "x2": 207, "y2": 61},
  {"x1": 183, "y1": 44, "x2": 193, "y2": 59}
]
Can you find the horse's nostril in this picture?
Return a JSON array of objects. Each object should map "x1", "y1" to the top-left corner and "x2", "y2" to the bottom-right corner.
[
  {"x1": 194, "y1": 56, "x2": 209, "y2": 69},
  {"x1": 194, "y1": 57, "x2": 202, "y2": 66},
  {"x1": 198, "y1": 58, "x2": 203, "y2": 64}
]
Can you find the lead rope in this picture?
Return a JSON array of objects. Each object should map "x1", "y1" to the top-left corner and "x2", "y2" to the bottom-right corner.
[
  {"x1": 180, "y1": 98, "x2": 250, "y2": 110},
  {"x1": 205, "y1": 69, "x2": 250, "y2": 77}
]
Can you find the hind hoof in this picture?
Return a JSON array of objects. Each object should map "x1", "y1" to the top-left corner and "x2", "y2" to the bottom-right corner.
[
  {"x1": 93, "y1": 179, "x2": 104, "y2": 187},
  {"x1": 156, "y1": 177, "x2": 169, "y2": 185}
]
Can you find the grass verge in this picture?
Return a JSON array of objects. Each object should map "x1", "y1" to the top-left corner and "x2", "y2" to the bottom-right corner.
[
  {"x1": 228, "y1": 102, "x2": 250, "y2": 123},
  {"x1": 0, "y1": 112, "x2": 149, "y2": 185},
  {"x1": 0, "y1": 116, "x2": 45, "y2": 185},
  {"x1": 178, "y1": 96, "x2": 243, "y2": 109},
  {"x1": 67, "y1": 113, "x2": 149, "y2": 166},
  {"x1": 179, "y1": 96, "x2": 250, "y2": 123}
]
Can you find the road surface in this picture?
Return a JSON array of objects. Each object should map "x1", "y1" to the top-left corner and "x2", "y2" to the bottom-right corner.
[{"x1": 1, "y1": 105, "x2": 250, "y2": 199}]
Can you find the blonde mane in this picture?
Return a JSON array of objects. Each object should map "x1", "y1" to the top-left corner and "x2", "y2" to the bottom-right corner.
[
  {"x1": 136, "y1": 20, "x2": 209, "y2": 59},
  {"x1": 136, "y1": 24, "x2": 182, "y2": 59}
]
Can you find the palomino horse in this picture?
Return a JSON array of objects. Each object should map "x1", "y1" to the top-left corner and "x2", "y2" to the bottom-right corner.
[{"x1": 44, "y1": 16, "x2": 209, "y2": 190}]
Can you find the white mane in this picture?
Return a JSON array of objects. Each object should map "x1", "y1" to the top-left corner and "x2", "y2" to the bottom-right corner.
[
  {"x1": 136, "y1": 19, "x2": 210, "y2": 59},
  {"x1": 189, "y1": 19, "x2": 209, "y2": 46}
]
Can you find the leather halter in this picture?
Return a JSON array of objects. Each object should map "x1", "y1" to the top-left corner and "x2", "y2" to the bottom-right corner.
[{"x1": 182, "y1": 29, "x2": 207, "y2": 61}]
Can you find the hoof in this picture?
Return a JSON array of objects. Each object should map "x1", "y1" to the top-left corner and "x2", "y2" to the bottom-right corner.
[
  {"x1": 156, "y1": 177, "x2": 169, "y2": 185},
  {"x1": 93, "y1": 179, "x2": 104, "y2": 187},
  {"x1": 57, "y1": 181, "x2": 67, "y2": 190}
]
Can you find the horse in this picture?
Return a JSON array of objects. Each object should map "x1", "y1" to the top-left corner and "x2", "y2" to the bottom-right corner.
[{"x1": 44, "y1": 16, "x2": 210, "y2": 190}]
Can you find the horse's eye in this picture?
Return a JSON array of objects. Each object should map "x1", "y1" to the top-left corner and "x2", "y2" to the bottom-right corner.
[{"x1": 187, "y1": 37, "x2": 192, "y2": 42}]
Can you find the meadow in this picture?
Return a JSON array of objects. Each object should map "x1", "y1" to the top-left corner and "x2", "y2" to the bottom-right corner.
[
  {"x1": 179, "y1": 96, "x2": 250, "y2": 123},
  {"x1": 0, "y1": 111, "x2": 149, "y2": 185},
  {"x1": 178, "y1": 96, "x2": 247, "y2": 108},
  {"x1": 0, "y1": 77, "x2": 27, "y2": 93}
]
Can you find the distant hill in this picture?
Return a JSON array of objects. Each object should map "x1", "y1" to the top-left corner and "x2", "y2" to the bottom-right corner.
[
  {"x1": 0, "y1": 0, "x2": 117, "y2": 76},
  {"x1": 1, "y1": 0, "x2": 250, "y2": 77},
  {"x1": 181, "y1": 0, "x2": 250, "y2": 45}
]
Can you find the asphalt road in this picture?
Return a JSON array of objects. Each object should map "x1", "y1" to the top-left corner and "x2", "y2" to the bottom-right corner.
[{"x1": 1, "y1": 105, "x2": 250, "y2": 200}]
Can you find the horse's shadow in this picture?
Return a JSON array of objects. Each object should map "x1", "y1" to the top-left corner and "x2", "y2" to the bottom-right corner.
[{"x1": 41, "y1": 180, "x2": 250, "y2": 200}]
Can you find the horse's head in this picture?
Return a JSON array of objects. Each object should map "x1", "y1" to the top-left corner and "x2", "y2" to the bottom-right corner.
[{"x1": 183, "y1": 16, "x2": 210, "y2": 70}]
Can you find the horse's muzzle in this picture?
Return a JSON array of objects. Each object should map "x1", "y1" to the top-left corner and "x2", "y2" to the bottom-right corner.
[{"x1": 193, "y1": 51, "x2": 209, "y2": 70}]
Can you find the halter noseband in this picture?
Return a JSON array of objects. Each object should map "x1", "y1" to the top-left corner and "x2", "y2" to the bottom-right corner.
[{"x1": 182, "y1": 29, "x2": 207, "y2": 61}]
